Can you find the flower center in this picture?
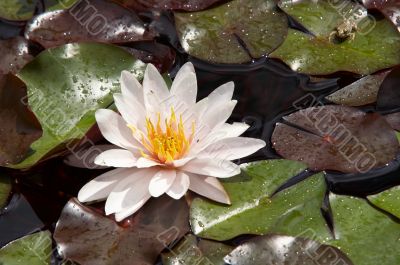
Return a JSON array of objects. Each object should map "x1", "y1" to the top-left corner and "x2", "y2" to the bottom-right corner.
[{"x1": 130, "y1": 108, "x2": 194, "y2": 164}]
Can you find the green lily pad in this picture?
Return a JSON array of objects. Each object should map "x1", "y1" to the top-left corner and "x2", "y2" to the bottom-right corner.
[
  {"x1": 10, "y1": 43, "x2": 146, "y2": 169},
  {"x1": 0, "y1": 173, "x2": 11, "y2": 209},
  {"x1": 329, "y1": 194, "x2": 400, "y2": 265},
  {"x1": 190, "y1": 160, "x2": 330, "y2": 241},
  {"x1": 161, "y1": 234, "x2": 233, "y2": 265},
  {"x1": 0, "y1": 0, "x2": 78, "y2": 21},
  {"x1": 368, "y1": 186, "x2": 400, "y2": 218},
  {"x1": 174, "y1": 0, "x2": 288, "y2": 64},
  {"x1": 271, "y1": 0, "x2": 400, "y2": 75},
  {"x1": 0, "y1": 231, "x2": 52, "y2": 265}
]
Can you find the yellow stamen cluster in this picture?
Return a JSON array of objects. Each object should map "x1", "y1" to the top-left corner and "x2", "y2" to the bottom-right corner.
[{"x1": 130, "y1": 108, "x2": 195, "y2": 164}]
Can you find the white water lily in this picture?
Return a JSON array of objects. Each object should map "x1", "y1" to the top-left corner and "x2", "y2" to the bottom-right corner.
[{"x1": 77, "y1": 62, "x2": 266, "y2": 221}]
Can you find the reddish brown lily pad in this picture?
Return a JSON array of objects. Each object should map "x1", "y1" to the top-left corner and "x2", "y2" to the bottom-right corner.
[
  {"x1": 113, "y1": 0, "x2": 226, "y2": 11},
  {"x1": 26, "y1": 0, "x2": 155, "y2": 49},
  {"x1": 54, "y1": 196, "x2": 189, "y2": 265},
  {"x1": 0, "y1": 75, "x2": 41, "y2": 166},
  {"x1": 0, "y1": 37, "x2": 33, "y2": 75},
  {"x1": 385, "y1": 112, "x2": 400, "y2": 131},
  {"x1": 271, "y1": 105, "x2": 399, "y2": 173},
  {"x1": 377, "y1": 65, "x2": 400, "y2": 111},
  {"x1": 362, "y1": 0, "x2": 400, "y2": 32}
]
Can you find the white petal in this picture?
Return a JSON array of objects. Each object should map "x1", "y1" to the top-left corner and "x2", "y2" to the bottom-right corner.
[
  {"x1": 120, "y1": 70, "x2": 144, "y2": 106},
  {"x1": 114, "y1": 93, "x2": 146, "y2": 130},
  {"x1": 172, "y1": 157, "x2": 195, "y2": 167},
  {"x1": 64, "y1": 144, "x2": 114, "y2": 169},
  {"x1": 143, "y1": 64, "x2": 170, "y2": 115},
  {"x1": 136, "y1": 157, "x2": 162, "y2": 168},
  {"x1": 77, "y1": 168, "x2": 133, "y2": 203},
  {"x1": 94, "y1": 149, "x2": 137, "y2": 168},
  {"x1": 114, "y1": 194, "x2": 151, "y2": 221},
  {"x1": 105, "y1": 168, "x2": 156, "y2": 215},
  {"x1": 95, "y1": 109, "x2": 139, "y2": 150},
  {"x1": 166, "y1": 171, "x2": 190, "y2": 199},
  {"x1": 187, "y1": 173, "x2": 230, "y2": 204},
  {"x1": 170, "y1": 62, "x2": 197, "y2": 105},
  {"x1": 218, "y1": 122, "x2": 250, "y2": 138},
  {"x1": 207, "y1": 81, "x2": 234, "y2": 105},
  {"x1": 149, "y1": 169, "x2": 176, "y2": 197},
  {"x1": 182, "y1": 158, "x2": 240, "y2": 178},
  {"x1": 198, "y1": 137, "x2": 266, "y2": 160}
]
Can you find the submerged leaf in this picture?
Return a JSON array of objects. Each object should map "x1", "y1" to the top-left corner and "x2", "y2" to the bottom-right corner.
[
  {"x1": 190, "y1": 160, "x2": 330, "y2": 241},
  {"x1": 10, "y1": 43, "x2": 146, "y2": 169},
  {"x1": 54, "y1": 197, "x2": 189, "y2": 265},
  {"x1": 272, "y1": 105, "x2": 399, "y2": 173},
  {"x1": 161, "y1": 234, "x2": 233, "y2": 265},
  {"x1": 272, "y1": 0, "x2": 400, "y2": 75},
  {"x1": 368, "y1": 185, "x2": 400, "y2": 218},
  {"x1": 0, "y1": 37, "x2": 33, "y2": 75},
  {"x1": 0, "y1": 75, "x2": 42, "y2": 166},
  {"x1": 224, "y1": 234, "x2": 353, "y2": 265},
  {"x1": 175, "y1": 0, "x2": 288, "y2": 64},
  {"x1": 0, "y1": 231, "x2": 52, "y2": 265},
  {"x1": 0, "y1": 173, "x2": 11, "y2": 209},
  {"x1": 26, "y1": 0, "x2": 155, "y2": 49},
  {"x1": 326, "y1": 71, "x2": 390, "y2": 106}
]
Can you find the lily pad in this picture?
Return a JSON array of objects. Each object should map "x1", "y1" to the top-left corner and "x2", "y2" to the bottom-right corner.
[
  {"x1": 325, "y1": 71, "x2": 390, "y2": 106},
  {"x1": 329, "y1": 194, "x2": 400, "y2": 265},
  {"x1": 385, "y1": 112, "x2": 400, "y2": 131},
  {"x1": 161, "y1": 234, "x2": 233, "y2": 265},
  {"x1": 0, "y1": 173, "x2": 11, "y2": 209},
  {"x1": 0, "y1": 74, "x2": 42, "y2": 166},
  {"x1": 0, "y1": 231, "x2": 52, "y2": 265},
  {"x1": 224, "y1": 234, "x2": 353, "y2": 265},
  {"x1": 367, "y1": 185, "x2": 400, "y2": 218},
  {"x1": 0, "y1": 0, "x2": 78, "y2": 21},
  {"x1": 175, "y1": 0, "x2": 288, "y2": 64},
  {"x1": 377, "y1": 65, "x2": 400, "y2": 111},
  {"x1": 10, "y1": 43, "x2": 146, "y2": 169},
  {"x1": 54, "y1": 197, "x2": 189, "y2": 265},
  {"x1": 114, "y1": 0, "x2": 226, "y2": 11},
  {"x1": 26, "y1": 0, "x2": 155, "y2": 49},
  {"x1": 0, "y1": 37, "x2": 33, "y2": 75},
  {"x1": 362, "y1": 0, "x2": 400, "y2": 32},
  {"x1": 271, "y1": 0, "x2": 400, "y2": 75},
  {"x1": 190, "y1": 160, "x2": 330, "y2": 241},
  {"x1": 271, "y1": 105, "x2": 399, "y2": 173}
]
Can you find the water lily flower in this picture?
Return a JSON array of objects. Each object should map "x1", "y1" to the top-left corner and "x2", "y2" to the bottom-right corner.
[{"x1": 77, "y1": 62, "x2": 266, "y2": 221}]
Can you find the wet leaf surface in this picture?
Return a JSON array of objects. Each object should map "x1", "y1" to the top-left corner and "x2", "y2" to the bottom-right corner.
[
  {"x1": 0, "y1": 194, "x2": 44, "y2": 247},
  {"x1": 161, "y1": 234, "x2": 233, "y2": 265},
  {"x1": 272, "y1": 0, "x2": 400, "y2": 75},
  {"x1": 54, "y1": 197, "x2": 189, "y2": 265},
  {"x1": 0, "y1": 74, "x2": 42, "y2": 166},
  {"x1": 384, "y1": 112, "x2": 400, "y2": 131},
  {"x1": 26, "y1": 0, "x2": 155, "y2": 49},
  {"x1": 10, "y1": 43, "x2": 145, "y2": 169},
  {"x1": 329, "y1": 193, "x2": 400, "y2": 265},
  {"x1": 326, "y1": 71, "x2": 390, "y2": 106},
  {"x1": 0, "y1": 37, "x2": 33, "y2": 75},
  {"x1": 0, "y1": 173, "x2": 11, "y2": 209},
  {"x1": 190, "y1": 160, "x2": 330, "y2": 241},
  {"x1": 377, "y1": 65, "x2": 400, "y2": 111},
  {"x1": 362, "y1": 0, "x2": 400, "y2": 32},
  {"x1": 224, "y1": 234, "x2": 353, "y2": 265},
  {"x1": 272, "y1": 105, "x2": 399, "y2": 173},
  {"x1": 368, "y1": 185, "x2": 400, "y2": 218},
  {"x1": 113, "y1": 0, "x2": 226, "y2": 11},
  {"x1": 175, "y1": 0, "x2": 288, "y2": 64},
  {"x1": 0, "y1": 231, "x2": 52, "y2": 265}
]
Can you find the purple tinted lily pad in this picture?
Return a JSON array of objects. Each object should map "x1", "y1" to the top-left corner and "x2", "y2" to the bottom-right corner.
[
  {"x1": 113, "y1": 0, "x2": 226, "y2": 11},
  {"x1": 54, "y1": 196, "x2": 189, "y2": 265},
  {"x1": 377, "y1": 65, "x2": 400, "y2": 111},
  {"x1": 326, "y1": 71, "x2": 390, "y2": 106},
  {"x1": 271, "y1": 105, "x2": 399, "y2": 173},
  {"x1": 224, "y1": 234, "x2": 353, "y2": 265},
  {"x1": 384, "y1": 112, "x2": 400, "y2": 131},
  {"x1": 362, "y1": 0, "x2": 400, "y2": 32},
  {"x1": 174, "y1": 0, "x2": 288, "y2": 64},
  {"x1": 0, "y1": 37, "x2": 33, "y2": 75},
  {"x1": 26, "y1": 0, "x2": 155, "y2": 49},
  {"x1": 0, "y1": 75, "x2": 42, "y2": 166}
]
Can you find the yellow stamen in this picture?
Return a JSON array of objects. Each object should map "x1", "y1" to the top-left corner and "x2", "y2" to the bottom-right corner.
[{"x1": 128, "y1": 107, "x2": 195, "y2": 164}]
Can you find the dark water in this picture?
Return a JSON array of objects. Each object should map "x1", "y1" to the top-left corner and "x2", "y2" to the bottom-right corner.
[{"x1": 1, "y1": 5, "x2": 400, "y2": 265}]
